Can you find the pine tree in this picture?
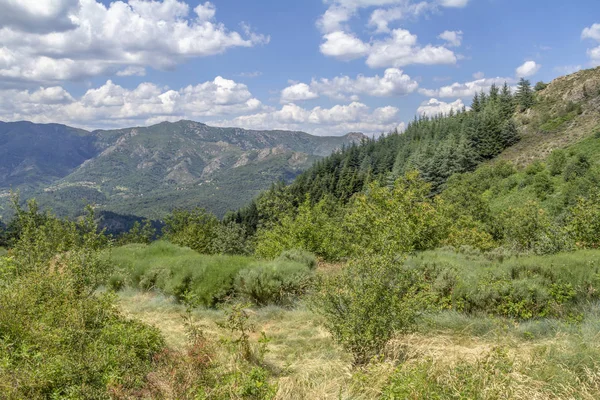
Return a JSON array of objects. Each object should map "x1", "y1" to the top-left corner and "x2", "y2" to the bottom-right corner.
[
  {"x1": 499, "y1": 82, "x2": 514, "y2": 120},
  {"x1": 472, "y1": 93, "x2": 481, "y2": 112},
  {"x1": 516, "y1": 78, "x2": 534, "y2": 111},
  {"x1": 489, "y1": 83, "x2": 499, "y2": 103}
]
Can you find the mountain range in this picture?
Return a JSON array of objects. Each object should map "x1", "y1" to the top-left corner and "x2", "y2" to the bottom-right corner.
[{"x1": 0, "y1": 120, "x2": 364, "y2": 220}]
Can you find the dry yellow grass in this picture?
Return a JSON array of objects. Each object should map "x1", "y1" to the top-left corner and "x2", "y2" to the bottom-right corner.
[{"x1": 117, "y1": 290, "x2": 600, "y2": 399}]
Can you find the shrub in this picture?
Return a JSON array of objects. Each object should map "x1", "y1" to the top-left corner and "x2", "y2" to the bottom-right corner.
[
  {"x1": 234, "y1": 261, "x2": 314, "y2": 306},
  {"x1": 311, "y1": 255, "x2": 420, "y2": 365},
  {"x1": 277, "y1": 249, "x2": 318, "y2": 270},
  {"x1": 548, "y1": 149, "x2": 567, "y2": 176},
  {"x1": 0, "y1": 200, "x2": 164, "y2": 398},
  {"x1": 567, "y1": 194, "x2": 600, "y2": 248}
]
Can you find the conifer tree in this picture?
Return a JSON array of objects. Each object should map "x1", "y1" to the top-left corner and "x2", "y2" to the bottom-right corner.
[
  {"x1": 516, "y1": 78, "x2": 534, "y2": 111},
  {"x1": 500, "y1": 82, "x2": 514, "y2": 120},
  {"x1": 472, "y1": 93, "x2": 481, "y2": 112}
]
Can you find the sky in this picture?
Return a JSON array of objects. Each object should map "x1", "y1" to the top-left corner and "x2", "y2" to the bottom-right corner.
[{"x1": 0, "y1": 0, "x2": 599, "y2": 136}]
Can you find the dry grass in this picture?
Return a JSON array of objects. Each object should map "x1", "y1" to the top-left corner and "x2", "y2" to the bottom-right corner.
[{"x1": 118, "y1": 290, "x2": 600, "y2": 399}]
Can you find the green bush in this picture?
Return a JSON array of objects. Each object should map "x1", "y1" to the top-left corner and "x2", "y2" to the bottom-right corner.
[
  {"x1": 548, "y1": 149, "x2": 567, "y2": 176},
  {"x1": 311, "y1": 255, "x2": 420, "y2": 365},
  {"x1": 234, "y1": 261, "x2": 313, "y2": 306},
  {"x1": 0, "y1": 200, "x2": 164, "y2": 398},
  {"x1": 405, "y1": 248, "x2": 600, "y2": 320},
  {"x1": 108, "y1": 241, "x2": 312, "y2": 307},
  {"x1": 277, "y1": 248, "x2": 318, "y2": 270}
]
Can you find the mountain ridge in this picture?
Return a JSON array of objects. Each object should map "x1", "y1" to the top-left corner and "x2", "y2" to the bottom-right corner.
[{"x1": 0, "y1": 119, "x2": 365, "y2": 219}]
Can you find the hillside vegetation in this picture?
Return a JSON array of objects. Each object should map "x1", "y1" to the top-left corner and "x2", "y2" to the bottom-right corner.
[
  {"x1": 0, "y1": 121, "x2": 362, "y2": 220},
  {"x1": 3, "y1": 67, "x2": 600, "y2": 399}
]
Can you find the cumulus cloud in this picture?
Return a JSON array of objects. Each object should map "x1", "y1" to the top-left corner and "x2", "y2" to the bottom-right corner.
[
  {"x1": 582, "y1": 23, "x2": 600, "y2": 66},
  {"x1": 280, "y1": 83, "x2": 319, "y2": 103},
  {"x1": 582, "y1": 23, "x2": 600, "y2": 41},
  {"x1": 0, "y1": 0, "x2": 80, "y2": 33},
  {"x1": 419, "y1": 76, "x2": 515, "y2": 98},
  {"x1": 0, "y1": 77, "x2": 264, "y2": 129},
  {"x1": 366, "y1": 29, "x2": 457, "y2": 68},
  {"x1": 417, "y1": 98, "x2": 467, "y2": 116},
  {"x1": 320, "y1": 31, "x2": 371, "y2": 61},
  {"x1": 281, "y1": 68, "x2": 419, "y2": 102},
  {"x1": 317, "y1": 1, "x2": 460, "y2": 68},
  {"x1": 516, "y1": 61, "x2": 541, "y2": 78},
  {"x1": 438, "y1": 30, "x2": 463, "y2": 47},
  {"x1": 213, "y1": 102, "x2": 405, "y2": 136},
  {"x1": 0, "y1": 0, "x2": 268, "y2": 86}
]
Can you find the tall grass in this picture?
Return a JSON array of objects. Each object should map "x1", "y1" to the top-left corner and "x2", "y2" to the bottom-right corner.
[
  {"x1": 108, "y1": 241, "x2": 313, "y2": 307},
  {"x1": 405, "y1": 248, "x2": 600, "y2": 319}
]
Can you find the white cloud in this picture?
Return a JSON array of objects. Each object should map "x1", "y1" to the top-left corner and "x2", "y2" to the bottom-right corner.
[
  {"x1": 0, "y1": 0, "x2": 80, "y2": 33},
  {"x1": 516, "y1": 61, "x2": 541, "y2": 78},
  {"x1": 368, "y1": 3, "x2": 431, "y2": 33},
  {"x1": 0, "y1": 0, "x2": 268, "y2": 86},
  {"x1": 588, "y1": 46, "x2": 600, "y2": 66},
  {"x1": 554, "y1": 65, "x2": 582, "y2": 75},
  {"x1": 438, "y1": 30, "x2": 463, "y2": 47},
  {"x1": 438, "y1": 0, "x2": 469, "y2": 7},
  {"x1": 116, "y1": 66, "x2": 146, "y2": 77},
  {"x1": 320, "y1": 31, "x2": 370, "y2": 61},
  {"x1": 582, "y1": 23, "x2": 600, "y2": 42},
  {"x1": 582, "y1": 24, "x2": 600, "y2": 66},
  {"x1": 281, "y1": 68, "x2": 418, "y2": 102},
  {"x1": 213, "y1": 102, "x2": 405, "y2": 136},
  {"x1": 366, "y1": 29, "x2": 457, "y2": 68},
  {"x1": 0, "y1": 76, "x2": 265, "y2": 129},
  {"x1": 317, "y1": 1, "x2": 461, "y2": 68},
  {"x1": 280, "y1": 83, "x2": 319, "y2": 103},
  {"x1": 417, "y1": 98, "x2": 467, "y2": 116},
  {"x1": 419, "y1": 76, "x2": 515, "y2": 98},
  {"x1": 472, "y1": 71, "x2": 484, "y2": 80}
]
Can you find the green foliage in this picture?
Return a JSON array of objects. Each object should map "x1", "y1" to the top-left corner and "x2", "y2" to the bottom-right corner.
[
  {"x1": 344, "y1": 172, "x2": 446, "y2": 258},
  {"x1": 255, "y1": 196, "x2": 346, "y2": 261},
  {"x1": 311, "y1": 255, "x2": 420, "y2": 365},
  {"x1": 165, "y1": 208, "x2": 252, "y2": 256},
  {"x1": 277, "y1": 248, "x2": 318, "y2": 270},
  {"x1": 109, "y1": 241, "x2": 312, "y2": 307},
  {"x1": 548, "y1": 149, "x2": 567, "y2": 176},
  {"x1": 234, "y1": 261, "x2": 314, "y2": 306},
  {"x1": 567, "y1": 193, "x2": 600, "y2": 249},
  {"x1": 405, "y1": 248, "x2": 600, "y2": 320},
  {"x1": 535, "y1": 81, "x2": 549, "y2": 92},
  {"x1": 381, "y1": 348, "x2": 515, "y2": 399},
  {"x1": 117, "y1": 219, "x2": 155, "y2": 245},
  {"x1": 516, "y1": 78, "x2": 535, "y2": 111},
  {"x1": 0, "y1": 200, "x2": 164, "y2": 398}
]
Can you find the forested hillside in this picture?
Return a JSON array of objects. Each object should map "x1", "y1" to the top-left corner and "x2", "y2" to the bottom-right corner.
[{"x1": 0, "y1": 121, "x2": 362, "y2": 220}]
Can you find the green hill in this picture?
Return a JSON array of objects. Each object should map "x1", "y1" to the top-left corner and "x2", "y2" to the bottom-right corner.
[{"x1": 0, "y1": 120, "x2": 363, "y2": 219}]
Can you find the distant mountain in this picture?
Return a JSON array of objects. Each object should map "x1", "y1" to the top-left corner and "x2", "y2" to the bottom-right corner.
[{"x1": 0, "y1": 120, "x2": 364, "y2": 218}]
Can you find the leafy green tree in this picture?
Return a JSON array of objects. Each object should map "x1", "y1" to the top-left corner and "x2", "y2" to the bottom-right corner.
[
  {"x1": 164, "y1": 208, "x2": 219, "y2": 254},
  {"x1": 118, "y1": 219, "x2": 156, "y2": 245},
  {"x1": 343, "y1": 172, "x2": 445, "y2": 257}
]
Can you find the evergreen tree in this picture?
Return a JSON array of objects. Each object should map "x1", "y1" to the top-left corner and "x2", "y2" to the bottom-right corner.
[
  {"x1": 500, "y1": 82, "x2": 514, "y2": 120},
  {"x1": 516, "y1": 78, "x2": 534, "y2": 111},
  {"x1": 472, "y1": 93, "x2": 481, "y2": 112}
]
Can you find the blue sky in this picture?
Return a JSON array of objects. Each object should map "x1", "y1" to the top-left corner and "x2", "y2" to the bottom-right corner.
[{"x1": 0, "y1": 0, "x2": 599, "y2": 135}]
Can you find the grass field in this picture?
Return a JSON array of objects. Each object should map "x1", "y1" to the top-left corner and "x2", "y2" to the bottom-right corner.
[
  {"x1": 118, "y1": 289, "x2": 600, "y2": 399},
  {"x1": 115, "y1": 247, "x2": 600, "y2": 399}
]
